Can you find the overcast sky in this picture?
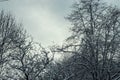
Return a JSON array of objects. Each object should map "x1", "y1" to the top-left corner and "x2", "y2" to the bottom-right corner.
[
  {"x1": 0, "y1": 0, "x2": 75, "y2": 47},
  {"x1": 0, "y1": 0, "x2": 119, "y2": 47}
]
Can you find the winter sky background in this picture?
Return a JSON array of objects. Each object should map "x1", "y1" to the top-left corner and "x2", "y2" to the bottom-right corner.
[{"x1": 0, "y1": 0, "x2": 119, "y2": 47}]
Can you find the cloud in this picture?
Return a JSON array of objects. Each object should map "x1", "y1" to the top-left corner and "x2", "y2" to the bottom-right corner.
[
  {"x1": 0, "y1": 0, "x2": 74, "y2": 47},
  {"x1": 1, "y1": 0, "x2": 119, "y2": 47}
]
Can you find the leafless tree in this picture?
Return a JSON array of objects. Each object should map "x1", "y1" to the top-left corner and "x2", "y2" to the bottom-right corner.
[
  {"x1": 0, "y1": 10, "x2": 54, "y2": 80},
  {"x1": 50, "y1": 0, "x2": 120, "y2": 80},
  {"x1": 0, "y1": 10, "x2": 28, "y2": 79},
  {"x1": 10, "y1": 42, "x2": 54, "y2": 80}
]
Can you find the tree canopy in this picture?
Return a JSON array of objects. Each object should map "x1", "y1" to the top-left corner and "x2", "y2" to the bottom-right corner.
[
  {"x1": 1, "y1": 0, "x2": 120, "y2": 80},
  {"x1": 48, "y1": 0, "x2": 120, "y2": 80}
]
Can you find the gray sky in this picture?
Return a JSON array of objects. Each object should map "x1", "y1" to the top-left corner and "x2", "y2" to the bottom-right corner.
[
  {"x1": 0, "y1": 0, "x2": 119, "y2": 47},
  {"x1": 0, "y1": 0, "x2": 75, "y2": 47}
]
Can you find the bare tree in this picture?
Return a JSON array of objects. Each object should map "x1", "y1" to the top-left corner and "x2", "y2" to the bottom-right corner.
[
  {"x1": 51, "y1": 0, "x2": 120, "y2": 80},
  {"x1": 9, "y1": 42, "x2": 54, "y2": 80},
  {"x1": 0, "y1": 11, "x2": 28, "y2": 79},
  {"x1": 0, "y1": 10, "x2": 54, "y2": 80}
]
